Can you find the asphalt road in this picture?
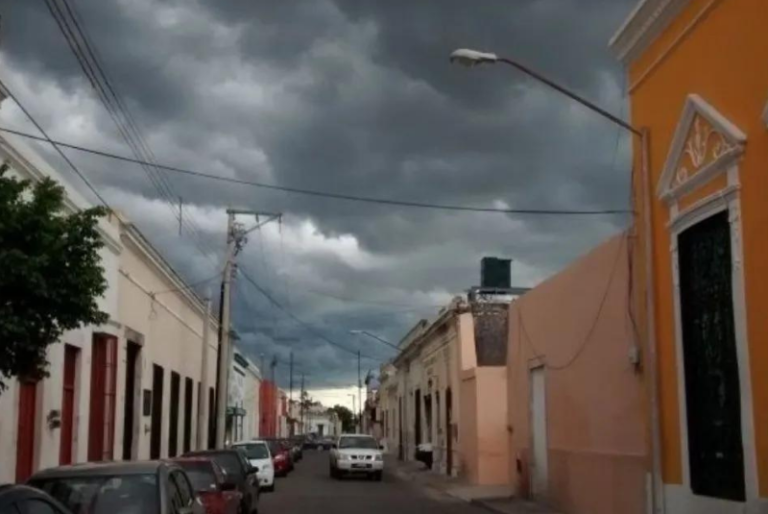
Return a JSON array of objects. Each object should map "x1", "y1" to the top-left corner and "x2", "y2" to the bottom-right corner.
[{"x1": 259, "y1": 450, "x2": 477, "y2": 514}]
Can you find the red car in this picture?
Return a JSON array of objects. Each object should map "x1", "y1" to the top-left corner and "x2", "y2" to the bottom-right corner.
[
  {"x1": 172, "y1": 457, "x2": 242, "y2": 514},
  {"x1": 267, "y1": 440, "x2": 291, "y2": 477}
]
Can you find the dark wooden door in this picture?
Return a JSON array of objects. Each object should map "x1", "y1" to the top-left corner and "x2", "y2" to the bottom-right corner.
[
  {"x1": 60, "y1": 345, "x2": 79, "y2": 465},
  {"x1": 446, "y1": 388, "x2": 453, "y2": 475},
  {"x1": 122, "y1": 342, "x2": 140, "y2": 460},
  {"x1": 678, "y1": 211, "x2": 745, "y2": 501},
  {"x1": 208, "y1": 387, "x2": 215, "y2": 449},
  {"x1": 414, "y1": 388, "x2": 421, "y2": 449},
  {"x1": 398, "y1": 397, "x2": 403, "y2": 460},
  {"x1": 169, "y1": 372, "x2": 180, "y2": 457},
  {"x1": 183, "y1": 377, "x2": 193, "y2": 453},
  {"x1": 150, "y1": 364, "x2": 164, "y2": 459},
  {"x1": 16, "y1": 380, "x2": 37, "y2": 482}
]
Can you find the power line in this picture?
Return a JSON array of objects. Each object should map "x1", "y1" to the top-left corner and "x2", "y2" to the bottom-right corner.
[
  {"x1": 42, "y1": 0, "x2": 221, "y2": 271},
  {"x1": 237, "y1": 268, "x2": 380, "y2": 362},
  {"x1": 0, "y1": 127, "x2": 631, "y2": 217},
  {"x1": 151, "y1": 272, "x2": 221, "y2": 296},
  {"x1": 0, "y1": 79, "x2": 110, "y2": 209},
  {"x1": 301, "y1": 287, "x2": 446, "y2": 308},
  {"x1": 516, "y1": 232, "x2": 626, "y2": 371}
]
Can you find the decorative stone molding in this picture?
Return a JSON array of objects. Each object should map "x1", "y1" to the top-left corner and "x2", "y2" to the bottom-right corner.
[{"x1": 657, "y1": 94, "x2": 746, "y2": 203}]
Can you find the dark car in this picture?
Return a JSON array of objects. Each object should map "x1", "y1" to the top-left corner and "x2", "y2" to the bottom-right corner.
[
  {"x1": 284, "y1": 438, "x2": 303, "y2": 462},
  {"x1": 171, "y1": 458, "x2": 242, "y2": 514},
  {"x1": 28, "y1": 460, "x2": 205, "y2": 514},
  {"x1": 183, "y1": 450, "x2": 259, "y2": 514},
  {"x1": 0, "y1": 484, "x2": 74, "y2": 514}
]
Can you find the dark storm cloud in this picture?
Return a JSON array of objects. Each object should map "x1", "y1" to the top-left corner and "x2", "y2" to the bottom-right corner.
[{"x1": 0, "y1": 0, "x2": 636, "y2": 390}]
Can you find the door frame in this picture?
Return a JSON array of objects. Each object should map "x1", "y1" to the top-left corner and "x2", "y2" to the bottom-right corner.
[
  {"x1": 668, "y1": 190, "x2": 756, "y2": 501},
  {"x1": 528, "y1": 364, "x2": 548, "y2": 499}
]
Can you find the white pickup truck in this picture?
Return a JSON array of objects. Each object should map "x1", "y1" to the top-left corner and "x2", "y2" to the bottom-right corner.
[{"x1": 329, "y1": 434, "x2": 384, "y2": 481}]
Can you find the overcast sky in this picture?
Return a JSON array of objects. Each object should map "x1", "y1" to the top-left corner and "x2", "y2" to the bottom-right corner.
[{"x1": 0, "y1": 0, "x2": 635, "y2": 407}]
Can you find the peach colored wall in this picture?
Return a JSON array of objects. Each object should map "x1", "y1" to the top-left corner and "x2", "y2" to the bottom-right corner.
[
  {"x1": 457, "y1": 310, "x2": 510, "y2": 486},
  {"x1": 475, "y1": 367, "x2": 510, "y2": 486},
  {"x1": 460, "y1": 370, "x2": 480, "y2": 484},
  {"x1": 507, "y1": 233, "x2": 647, "y2": 514}
]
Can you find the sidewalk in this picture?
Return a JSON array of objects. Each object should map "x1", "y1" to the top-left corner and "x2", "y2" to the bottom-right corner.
[{"x1": 387, "y1": 457, "x2": 560, "y2": 514}]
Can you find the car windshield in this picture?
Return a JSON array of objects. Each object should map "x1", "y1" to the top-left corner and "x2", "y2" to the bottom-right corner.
[
  {"x1": 208, "y1": 454, "x2": 244, "y2": 480},
  {"x1": 32, "y1": 474, "x2": 159, "y2": 514},
  {"x1": 235, "y1": 443, "x2": 270, "y2": 460},
  {"x1": 338, "y1": 437, "x2": 379, "y2": 450},
  {"x1": 175, "y1": 462, "x2": 218, "y2": 492},
  {"x1": 267, "y1": 442, "x2": 282, "y2": 455}
]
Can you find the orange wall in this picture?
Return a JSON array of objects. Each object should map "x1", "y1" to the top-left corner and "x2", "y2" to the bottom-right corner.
[
  {"x1": 507, "y1": 234, "x2": 647, "y2": 514},
  {"x1": 627, "y1": 0, "x2": 768, "y2": 492}
]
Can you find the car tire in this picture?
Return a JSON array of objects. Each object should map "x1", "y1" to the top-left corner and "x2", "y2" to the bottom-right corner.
[
  {"x1": 374, "y1": 472, "x2": 383, "y2": 482},
  {"x1": 265, "y1": 483, "x2": 275, "y2": 493}
]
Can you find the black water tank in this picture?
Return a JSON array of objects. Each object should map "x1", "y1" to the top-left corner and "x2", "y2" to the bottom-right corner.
[{"x1": 480, "y1": 257, "x2": 511, "y2": 288}]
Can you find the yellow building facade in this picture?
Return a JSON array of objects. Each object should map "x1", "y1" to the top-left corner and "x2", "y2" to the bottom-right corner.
[{"x1": 611, "y1": 0, "x2": 768, "y2": 512}]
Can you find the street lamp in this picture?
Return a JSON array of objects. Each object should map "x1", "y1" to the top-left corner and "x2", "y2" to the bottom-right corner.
[
  {"x1": 348, "y1": 394, "x2": 357, "y2": 433},
  {"x1": 449, "y1": 47, "x2": 661, "y2": 512}
]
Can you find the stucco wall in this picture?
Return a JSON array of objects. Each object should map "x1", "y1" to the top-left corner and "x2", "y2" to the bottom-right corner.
[
  {"x1": 507, "y1": 233, "x2": 646, "y2": 514},
  {"x1": 117, "y1": 232, "x2": 219, "y2": 461},
  {"x1": 624, "y1": 0, "x2": 768, "y2": 503},
  {"x1": 0, "y1": 137, "x2": 122, "y2": 483}
]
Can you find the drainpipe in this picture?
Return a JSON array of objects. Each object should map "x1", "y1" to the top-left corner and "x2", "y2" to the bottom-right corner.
[{"x1": 642, "y1": 129, "x2": 664, "y2": 514}]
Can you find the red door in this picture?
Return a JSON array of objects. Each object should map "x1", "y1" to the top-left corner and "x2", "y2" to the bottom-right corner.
[
  {"x1": 60, "y1": 345, "x2": 79, "y2": 465},
  {"x1": 16, "y1": 381, "x2": 37, "y2": 482},
  {"x1": 88, "y1": 334, "x2": 117, "y2": 461}
]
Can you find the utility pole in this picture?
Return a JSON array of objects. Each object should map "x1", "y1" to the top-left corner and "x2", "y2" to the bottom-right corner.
[
  {"x1": 357, "y1": 350, "x2": 362, "y2": 433},
  {"x1": 215, "y1": 208, "x2": 281, "y2": 448},
  {"x1": 300, "y1": 374, "x2": 305, "y2": 434},
  {"x1": 197, "y1": 297, "x2": 211, "y2": 449},
  {"x1": 289, "y1": 352, "x2": 294, "y2": 436}
]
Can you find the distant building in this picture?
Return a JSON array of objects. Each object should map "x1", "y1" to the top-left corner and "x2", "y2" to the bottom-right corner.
[
  {"x1": 228, "y1": 351, "x2": 261, "y2": 443},
  {"x1": 381, "y1": 294, "x2": 511, "y2": 485}
]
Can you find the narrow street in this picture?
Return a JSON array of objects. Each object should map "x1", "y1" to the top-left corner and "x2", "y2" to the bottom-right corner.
[{"x1": 260, "y1": 450, "x2": 477, "y2": 514}]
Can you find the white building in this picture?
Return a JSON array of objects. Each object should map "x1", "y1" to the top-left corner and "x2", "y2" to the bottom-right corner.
[
  {"x1": 0, "y1": 130, "x2": 220, "y2": 482},
  {"x1": 228, "y1": 351, "x2": 261, "y2": 443}
]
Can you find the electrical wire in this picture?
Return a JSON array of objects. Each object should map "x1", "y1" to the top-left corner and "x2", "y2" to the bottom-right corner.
[
  {"x1": 0, "y1": 126, "x2": 632, "y2": 217},
  {"x1": 151, "y1": 272, "x2": 221, "y2": 296},
  {"x1": 516, "y1": 232, "x2": 627, "y2": 371},
  {"x1": 0, "y1": 79, "x2": 110, "y2": 209},
  {"x1": 42, "y1": 0, "x2": 222, "y2": 272},
  {"x1": 237, "y1": 267, "x2": 381, "y2": 362}
]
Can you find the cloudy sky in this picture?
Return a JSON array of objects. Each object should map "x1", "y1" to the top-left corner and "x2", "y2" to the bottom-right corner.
[{"x1": 0, "y1": 0, "x2": 635, "y2": 408}]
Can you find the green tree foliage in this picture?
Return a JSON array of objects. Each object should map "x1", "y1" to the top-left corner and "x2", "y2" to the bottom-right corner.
[
  {"x1": 329, "y1": 404, "x2": 355, "y2": 433},
  {"x1": 0, "y1": 163, "x2": 108, "y2": 391}
]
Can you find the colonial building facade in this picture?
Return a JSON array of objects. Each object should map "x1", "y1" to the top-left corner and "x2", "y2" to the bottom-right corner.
[
  {"x1": 0, "y1": 130, "x2": 219, "y2": 481},
  {"x1": 612, "y1": 0, "x2": 768, "y2": 511}
]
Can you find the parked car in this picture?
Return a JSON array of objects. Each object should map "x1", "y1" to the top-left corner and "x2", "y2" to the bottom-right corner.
[
  {"x1": 284, "y1": 438, "x2": 303, "y2": 462},
  {"x1": 265, "y1": 440, "x2": 291, "y2": 477},
  {"x1": 28, "y1": 460, "x2": 206, "y2": 514},
  {"x1": 171, "y1": 457, "x2": 242, "y2": 514},
  {"x1": 318, "y1": 437, "x2": 334, "y2": 451},
  {"x1": 231, "y1": 441, "x2": 276, "y2": 492},
  {"x1": 183, "y1": 450, "x2": 259, "y2": 514},
  {"x1": 329, "y1": 434, "x2": 384, "y2": 481},
  {"x1": 301, "y1": 437, "x2": 318, "y2": 450},
  {"x1": 0, "y1": 484, "x2": 73, "y2": 514}
]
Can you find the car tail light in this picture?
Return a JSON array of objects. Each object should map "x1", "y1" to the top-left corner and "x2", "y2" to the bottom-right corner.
[{"x1": 199, "y1": 491, "x2": 226, "y2": 514}]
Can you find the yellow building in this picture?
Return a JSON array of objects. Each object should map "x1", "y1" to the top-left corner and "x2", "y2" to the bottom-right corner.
[{"x1": 611, "y1": 0, "x2": 768, "y2": 512}]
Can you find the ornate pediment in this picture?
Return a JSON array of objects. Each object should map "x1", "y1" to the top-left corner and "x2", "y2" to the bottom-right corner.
[{"x1": 657, "y1": 94, "x2": 746, "y2": 202}]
